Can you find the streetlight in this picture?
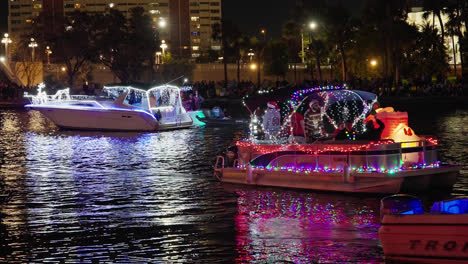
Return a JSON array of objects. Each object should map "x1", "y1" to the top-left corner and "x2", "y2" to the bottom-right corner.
[
  {"x1": 160, "y1": 40, "x2": 167, "y2": 64},
  {"x1": 370, "y1": 59, "x2": 377, "y2": 67},
  {"x1": 260, "y1": 29, "x2": 266, "y2": 41},
  {"x1": 28, "y1": 38, "x2": 38, "y2": 62},
  {"x1": 0, "y1": 56, "x2": 5, "y2": 63},
  {"x1": 308, "y1": 21, "x2": 322, "y2": 82},
  {"x1": 158, "y1": 18, "x2": 166, "y2": 28},
  {"x1": 2, "y1": 33, "x2": 12, "y2": 65},
  {"x1": 247, "y1": 49, "x2": 254, "y2": 62},
  {"x1": 160, "y1": 40, "x2": 167, "y2": 56},
  {"x1": 250, "y1": 63, "x2": 257, "y2": 70},
  {"x1": 45, "y1": 46, "x2": 52, "y2": 65},
  {"x1": 309, "y1": 22, "x2": 316, "y2": 30}
]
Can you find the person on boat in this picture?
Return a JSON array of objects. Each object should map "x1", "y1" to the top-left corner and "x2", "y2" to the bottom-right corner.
[
  {"x1": 263, "y1": 101, "x2": 281, "y2": 140},
  {"x1": 251, "y1": 107, "x2": 264, "y2": 140},
  {"x1": 224, "y1": 145, "x2": 238, "y2": 167},
  {"x1": 333, "y1": 123, "x2": 345, "y2": 138},
  {"x1": 288, "y1": 111, "x2": 306, "y2": 144},
  {"x1": 361, "y1": 116, "x2": 385, "y2": 140},
  {"x1": 304, "y1": 99, "x2": 325, "y2": 142},
  {"x1": 335, "y1": 120, "x2": 356, "y2": 140},
  {"x1": 189, "y1": 93, "x2": 196, "y2": 111}
]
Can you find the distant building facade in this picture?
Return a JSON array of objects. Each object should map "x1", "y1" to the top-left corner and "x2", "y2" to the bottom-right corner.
[{"x1": 8, "y1": 0, "x2": 222, "y2": 59}]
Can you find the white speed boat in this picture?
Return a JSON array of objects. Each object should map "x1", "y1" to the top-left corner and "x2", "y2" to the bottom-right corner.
[
  {"x1": 25, "y1": 83, "x2": 198, "y2": 131},
  {"x1": 379, "y1": 194, "x2": 468, "y2": 263}
]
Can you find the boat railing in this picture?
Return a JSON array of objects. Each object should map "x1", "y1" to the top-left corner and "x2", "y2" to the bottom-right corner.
[
  {"x1": 214, "y1": 155, "x2": 225, "y2": 180},
  {"x1": 241, "y1": 138, "x2": 437, "y2": 173}
]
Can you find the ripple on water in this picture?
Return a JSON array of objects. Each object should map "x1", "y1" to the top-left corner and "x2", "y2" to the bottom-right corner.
[{"x1": 0, "y1": 108, "x2": 466, "y2": 263}]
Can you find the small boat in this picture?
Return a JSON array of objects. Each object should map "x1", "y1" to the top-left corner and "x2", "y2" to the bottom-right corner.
[
  {"x1": 191, "y1": 107, "x2": 248, "y2": 126},
  {"x1": 25, "y1": 83, "x2": 198, "y2": 131},
  {"x1": 379, "y1": 194, "x2": 468, "y2": 264},
  {"x1": 213, "y1": 86, "x2": 460, "y2": 193}
]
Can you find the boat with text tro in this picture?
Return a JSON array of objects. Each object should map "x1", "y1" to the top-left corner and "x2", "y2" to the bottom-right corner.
[
  {"x1": 25, "y1": 83, "x2": 201, "y2": 131},
  {"x1": 213, "y1": 86, "x2": 460, "y2": 193},
  {"x1": 379, "y1": 194, "x2": 468, "y2": 264}
]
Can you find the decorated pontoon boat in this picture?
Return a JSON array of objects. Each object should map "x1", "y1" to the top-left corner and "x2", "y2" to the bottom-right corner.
[
  {"x1": 25, "y1": 83, "x2": 201, "y2": 131},
  {"x1": 214, "y1": 85, "x2": 460, "y2": 193}
]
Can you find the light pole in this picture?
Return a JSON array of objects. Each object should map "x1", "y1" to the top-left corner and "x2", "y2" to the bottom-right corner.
[
  {"x1": 2, "y1": 33, "x2": 12, "y2": 65},
  {"x1": 247, "y1": 49, "x2": 254, "y2": 62},
  {"x1": 45, "y1": 46, "x2": 52, "y2": 65},
  {"x1": 28, "y1": 38, "x2": 38, "y2": 62},
  {"x1": 160, "y1": 40, "x2": 167, "y2": 63},
  {"x1": 308, "y1": 22, "x2": 322, "y2": 82},
  {"x1": 155, "y1": 51, "x2": 161, "y2": 64},
  {"x1": 260, "y1": 29, "x2": 266, "y2": 41}
]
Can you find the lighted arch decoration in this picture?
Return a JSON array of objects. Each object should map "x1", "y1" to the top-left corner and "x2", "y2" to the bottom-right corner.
[{"x1": 251, "y1": 87, "x2": 379, "y2": 142}]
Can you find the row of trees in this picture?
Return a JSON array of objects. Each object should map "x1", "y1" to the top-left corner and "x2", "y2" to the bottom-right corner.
[
  {"x1": 10, "y1": 7, "x2": 165, "y2": 88},
  {"x1": 6, "y1": 1, "x2": 468, "y2": 89},
  {"x1": 214, "y1": 0, "x2": 468, "y2": 88}
]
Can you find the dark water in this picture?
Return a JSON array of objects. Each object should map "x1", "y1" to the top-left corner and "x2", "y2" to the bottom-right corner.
[{"x1": 0, "y1": 105, "x2": 466, "y2": 263}]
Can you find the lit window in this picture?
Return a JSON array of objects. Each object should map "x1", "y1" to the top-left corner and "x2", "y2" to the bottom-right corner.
[
  {"x1": 211, "y1": 45, "x2": 221, "y2": 50},
  {"x1": 192, "y1": 46, "x2": 199, "y2": 51},
  {"x1": 75, "y1": 3, "x2": 81, "y2": 8},
  {"x1": 192, "y1": 53, "x2": 200, "y2": 57},
  {"x1": 191, "y1": 16, "x2": 199, "y2": 22}
]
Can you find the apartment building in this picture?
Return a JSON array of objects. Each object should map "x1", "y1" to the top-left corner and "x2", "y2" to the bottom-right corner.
[{"x1": 8, "y1": 0, "x2": 222, "y2": 58}]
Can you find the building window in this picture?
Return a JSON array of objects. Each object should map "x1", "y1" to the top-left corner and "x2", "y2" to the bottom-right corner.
[
  {"x1": 33, "y1": 4, "x2": 42, "y2": 9},
  {"x1": 191, "y1": 16, "x2": 199, "y2": 22},
  {"x1": 210, "y1": 2, "x2": 220, "y2": 6},
  {"x1": 192, "y1": 46, "x2": 199, "y2": 51},
  {"x1": 211, "y1": 17, "x2": 220, "y2": 21},
  {"x1": 192, "y1": 53, "x2": 200, "y2": 57},
  {"x1": 210, "y1": 10, "x2": 219, "y2": 13},
  {"x1": 211, "y1": 45, "x2": 221, "y2": 50},
  {"x1": 64, "y1": 4, "x2": 74, "y2": 8},
  {"x1": 159, "y1": 3, "x2": 168, "y2": 7},
  {"x1": 190, "y1": 10, "x2": 199, "y2": 14},
  {"x1": 192, "y1": 31, "x2": 199, "y2": 36}
]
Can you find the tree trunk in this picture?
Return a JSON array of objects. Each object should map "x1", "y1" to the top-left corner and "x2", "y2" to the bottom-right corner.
[
  {"x1": 237, "y1": 58, "x2": 240, "y2": 84},
  {"x1": 339, "y1": 44, "x2": 347, "y2": 82},
  {"x1": 452, "y1": 35, "x2": 457, "y2": 76},
  {"x1": 436, "y1": 12, "x2": 445, "y2": 47}
]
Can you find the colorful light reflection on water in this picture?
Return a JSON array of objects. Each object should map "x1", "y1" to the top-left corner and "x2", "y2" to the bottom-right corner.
[
  {"x1": 233, "y1": 189, "x2": 383, "y2": 263},
  {"x1": 0, "y1": 106, "x2": 466, "y2": 263}
]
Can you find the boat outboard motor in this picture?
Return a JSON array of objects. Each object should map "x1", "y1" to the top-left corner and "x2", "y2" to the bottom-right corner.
[{"x1": 380, "y1": 194, "x2": 424, "y2": 221}]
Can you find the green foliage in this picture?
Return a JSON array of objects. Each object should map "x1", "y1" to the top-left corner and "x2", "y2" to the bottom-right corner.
[
  {"x1": 263, "y1": 40, "x2": 289, "y2": 78},
  {"x1": 97, "y1": 7, "x2": 159, "y2": 84}
]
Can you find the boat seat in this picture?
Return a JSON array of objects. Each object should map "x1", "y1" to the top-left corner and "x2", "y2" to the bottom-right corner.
[
  {"x1": 430, "y1": 198, "x2": 468, "y2": 214},
  {"x1": 250, "y1": 151, "x2": 307, "y2": 168}
]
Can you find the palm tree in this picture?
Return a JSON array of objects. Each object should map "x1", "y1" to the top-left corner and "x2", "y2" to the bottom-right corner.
[
  {"x1": 446, "y1": 0, "x2": 466, "y2": 76},
  {"x1": 422, "y1": 0, "x2": 449, "y2": 48},
  {"x1": 322, "y1": 4, "x2": 356, "y2": 82}
]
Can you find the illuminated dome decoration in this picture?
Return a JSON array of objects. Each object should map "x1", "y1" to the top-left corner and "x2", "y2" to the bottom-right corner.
[{"x1": 267, "y1": 89, "x2": 377, "y2": 141}]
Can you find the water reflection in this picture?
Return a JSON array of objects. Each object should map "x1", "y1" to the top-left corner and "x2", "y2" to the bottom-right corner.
[
  {"x1": 233, "y1": 188, "x2": 383, "y2": 263},
  {"x1": 0, "y1": 107, "x2": 466, "y2": 263}
]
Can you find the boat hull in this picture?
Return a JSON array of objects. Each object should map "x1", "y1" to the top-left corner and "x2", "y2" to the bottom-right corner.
[
  {"x1": 29, "y1": 106, "x2": 159, "y2": 131},
  {"x1": 379, "y1": 214, "x2": 468, "y2": 263},
  {"x1": 215, "y1": 165, "x2": 459, "y2": 193}
]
